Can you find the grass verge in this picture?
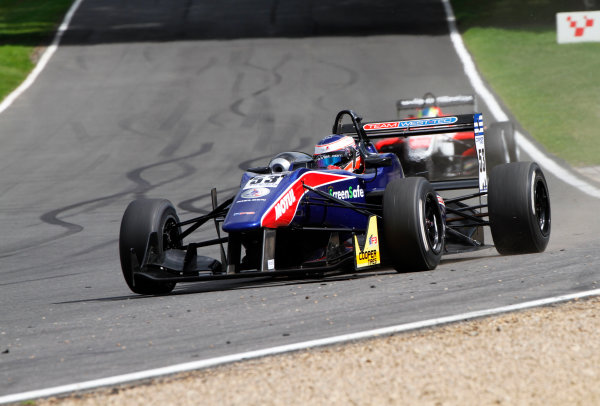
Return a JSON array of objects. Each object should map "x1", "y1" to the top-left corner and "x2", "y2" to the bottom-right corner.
[
  {"x1": 451, "y1": 0, "x2": 600, "y2": 166},
  {"x1": 0, "y1": 0, "x2": 73, "y2": 102}
]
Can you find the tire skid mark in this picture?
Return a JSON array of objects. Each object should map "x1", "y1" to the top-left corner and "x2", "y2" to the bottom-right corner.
[
  {"x1": 0, "y1": 272, "x2": 83, "y2": 287},
  {"x1": 212, "y1": 52, "x2": 290, "y2": 126},
  {"x1": 237, "y1": 154, "x2": 274, "y2": 172},
  {"x1": 158, "y1": 120, "x2": 192, "y2": 157},
  {"x1": 247, "y1": 53, "x2": 289, "y2": 98},
  {"x1": 0, "y1": 144, "x2": 213, "y2": 258},
  {"x1": 0, "y1": 189, "x2": 135, "y2": 259},
  {"x1": 178, "y1": 185, "x2": 239, "y2": 214},
  {"x1": 241, "y1": 53, "x2": 291, "y2": 140},
  {"x1": 195, "y1": 56, "x2": 217, "y2": 76},
  {"x1": 313, "y1": 56, "x2": 359, "y2": 112},
  {"x1": 157, "y1": 57, "x2": 217, "y2": 157},
  {"x1": 70, "y1": 238, "x2": 118, "y2": 258},
  {"x1": 236, "y1": 135, "x2": 312, "y2": 172},
  {"x1": 125, "y1": 143, "x2": 211, "y2": 197}
]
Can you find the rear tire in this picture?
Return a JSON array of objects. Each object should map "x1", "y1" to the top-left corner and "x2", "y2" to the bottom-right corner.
[
  {"x1": 382, "y1": 177, "x2": 444, "y2": 272},
  {"x1": 119, "y1": 199, "x2": 181, "y2": 295},
  {"x1": 488, "y1": 162, "x2": 551, "y2": 254}
]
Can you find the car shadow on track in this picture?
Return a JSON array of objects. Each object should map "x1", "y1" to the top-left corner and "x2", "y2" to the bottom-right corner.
[
  {"x1": 440, "y1": 245, "x2": 501, "y2": 265},
  {"x1": 52, "y1": 269, "x2": 398, "y2": 304},
  {"x1": 54, "y1": 248, "x2": 500, "y2": 304},
  {"x1": 172, "y1": 269, "x2": 399, "y2": 295}
]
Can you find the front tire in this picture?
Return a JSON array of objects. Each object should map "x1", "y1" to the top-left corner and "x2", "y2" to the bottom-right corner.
[
  {"x1": 488, "y1": 162, "x2": 551, "y2": 254},
  {"x1": 382, "y1": 177, "x2": 444, "y2": 272},
  {"x1": 119, "y1": 199, "x2": 181, "y2": 295}
]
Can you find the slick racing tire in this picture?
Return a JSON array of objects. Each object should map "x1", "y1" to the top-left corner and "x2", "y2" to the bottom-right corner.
[
  {"x1": 383, "y1": 177, "x2": 444, "y2": 272},
  {"x1": 485, "y1": 121, "x2": 517, "y2": 170},
  {"x1": 488, "y1": 162, "x2": 551, "y2": 255},
  {"x1": 119, "y1": 199, "x2": 181, "y2": 295}
]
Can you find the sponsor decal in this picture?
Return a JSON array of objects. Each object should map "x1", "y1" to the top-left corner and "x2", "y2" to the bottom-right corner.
[
  {"x1": 274, "y1": 189, "x2": 297, "y2": 220},
  {"x1": 236, "y1": 198, "x2": 267, "y2": 203},
  {"x1": 328, "y1": 184, "x2": 364, "y2": 200},
  {"x1": 233, "y1": 211, "x2": 255, "y2": 216},
  {"x1": 363, "y1": 121, "x2": 400, "y2": 130},
  {"x1": 354, "y1": 216, "x2": 381, "y2": 269},
  {"x1": 437, "y1": 195, "x2": 445, "y2": 207},
  {"x1": 261, "y1": 171, "x2": 354, "y2": 228},
  {"x1": 364, "y1": 116, "x2": 458, "y2": 131},
  {"x1": 243, "y1": 174, "x2": 285, "y2": 189},
  {"x1": 557, "y1": 11, "x2": 600, "y2": 43},
  {"x1": 241, "y1": 187, "x2": 270, "y2": 199}
]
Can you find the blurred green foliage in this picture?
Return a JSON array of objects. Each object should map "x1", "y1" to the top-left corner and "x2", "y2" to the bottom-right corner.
[
  {"x1": 452, "y1": 0, "x2": 600, "y2": 166},
  {"x1": 452, "y1": 0, "x2": 587, "y2": 30},
  {"x1": 0, "y1": 0, "x2": 73, "y2": 101}
]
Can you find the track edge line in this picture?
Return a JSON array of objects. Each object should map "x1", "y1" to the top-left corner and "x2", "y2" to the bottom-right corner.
[
  {"x1": 441, "y1": 0, "x2": 600, "y2": 199},
  {"x1": 1, "y1": 288, "x2": 599, "y2": 404},
  {"x1": 0, "y1": 0, "x2": 86, "y2": 115}
]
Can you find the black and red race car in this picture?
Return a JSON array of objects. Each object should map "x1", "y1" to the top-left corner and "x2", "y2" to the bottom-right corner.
[{"x1": 375, "y1": 93, "x2": 518, "y2": 181}]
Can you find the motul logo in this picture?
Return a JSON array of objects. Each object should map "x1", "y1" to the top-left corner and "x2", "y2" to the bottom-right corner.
[
  {"x1": 274, "y1": 189, "x2": 296, "y2": 220},
  {"x1": 557, "y1": 11, "x2": 600, "y2": 43}
]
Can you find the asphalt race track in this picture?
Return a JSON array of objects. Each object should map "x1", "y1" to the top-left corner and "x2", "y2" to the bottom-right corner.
[{"x1": 1, "y1": 0, "x2": 599, "y2": 397}]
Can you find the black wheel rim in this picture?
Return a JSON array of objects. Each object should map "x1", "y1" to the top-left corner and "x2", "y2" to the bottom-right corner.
[
  {"x1": 424, "y1": 193, "x2": 443, "y2": 254},
  {"x1": 534, "y1": 178, "x2": 550, "y2": 236},
  {"x1": 162, "y1": 217, "x2": 181, "y2": 250}
]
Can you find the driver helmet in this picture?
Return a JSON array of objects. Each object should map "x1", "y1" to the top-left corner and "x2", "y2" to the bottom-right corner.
[
  {"x1": 416, "y1": 106, "x2": 442, "y2": 118},
  {"x1": 314, "y1": 134, "x2": 361, "y2": 172}
]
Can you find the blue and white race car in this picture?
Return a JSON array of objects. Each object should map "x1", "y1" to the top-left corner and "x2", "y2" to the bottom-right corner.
[{"x1": 118, "y1": 110, "x2": 551, "y2": 295}]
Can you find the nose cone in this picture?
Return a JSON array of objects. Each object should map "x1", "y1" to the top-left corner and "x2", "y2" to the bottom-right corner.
[{"x1": 222, "y1": 187, "x2": 272, "y2": 232}]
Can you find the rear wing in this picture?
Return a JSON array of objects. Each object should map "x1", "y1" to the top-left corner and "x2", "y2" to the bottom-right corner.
[
  {"x1": 339, "y1": 112, "x2": 488, "y2": 192},
  {"x1": 396, "y1": 94, "x2": 477, "y2": 116}
]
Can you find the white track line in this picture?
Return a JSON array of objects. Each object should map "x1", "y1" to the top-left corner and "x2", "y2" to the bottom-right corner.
[
  {"x1": 2, "y1": 288, "x2": 599, "y2": 404},
  {"x1": 441, "y1": 0, "x2": 600, "y2": 199},
  {"x1": 0, "y1": 0, "x2": 85, "y2": 115},
  {"x1": 1, "y1": 1, "x2": 599, "y2": 404}
]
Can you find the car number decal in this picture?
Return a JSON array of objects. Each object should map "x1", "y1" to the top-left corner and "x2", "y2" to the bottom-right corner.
[
  {"x1": 474, "y1": 113, "x2": 488, "y2": 192},
  {"x1": 243, "y1": 174, "x2": 285, "y2": 189}
]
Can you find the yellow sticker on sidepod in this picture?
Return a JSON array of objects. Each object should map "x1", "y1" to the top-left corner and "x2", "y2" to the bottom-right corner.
[{"x1": 354, "y1": 216, "x2": 380, "y2": 269}]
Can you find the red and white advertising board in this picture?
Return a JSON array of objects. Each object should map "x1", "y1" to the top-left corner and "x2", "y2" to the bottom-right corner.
[{"x1": 557, "y1": 11, "x2": 600, "y2": 43}]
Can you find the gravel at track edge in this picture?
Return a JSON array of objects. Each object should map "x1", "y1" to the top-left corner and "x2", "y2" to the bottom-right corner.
[{"x1": 39, "y1": 297, "x2": 600, "y2": 406}]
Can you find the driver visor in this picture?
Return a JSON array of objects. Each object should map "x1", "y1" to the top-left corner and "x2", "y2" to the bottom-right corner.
[{"x1": 315, "y1": 153, "x2": 345, "y2": 169}]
